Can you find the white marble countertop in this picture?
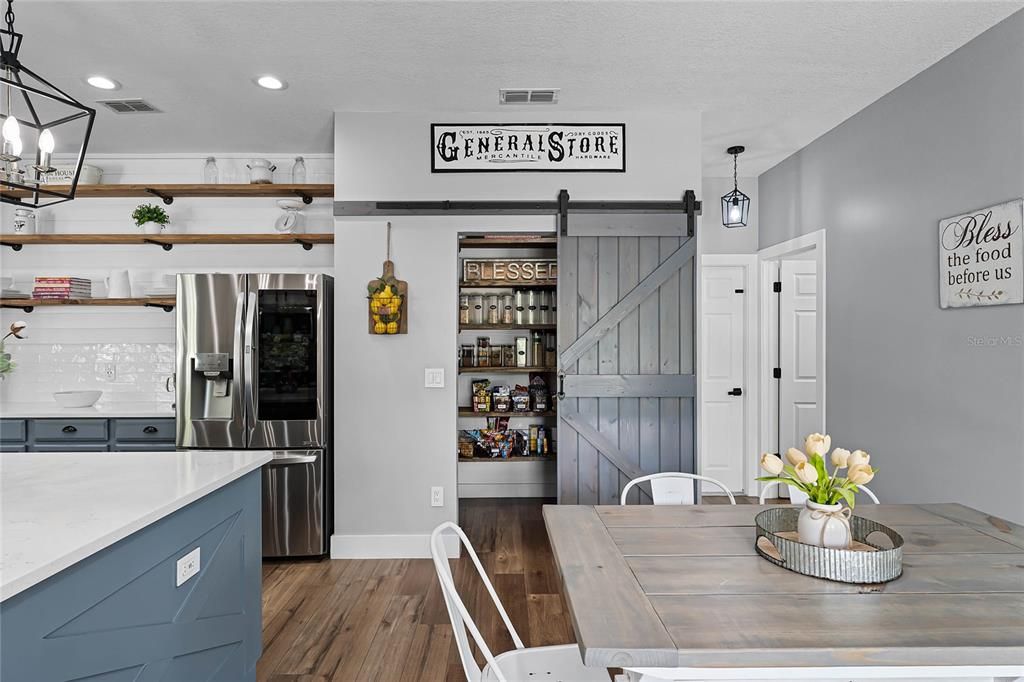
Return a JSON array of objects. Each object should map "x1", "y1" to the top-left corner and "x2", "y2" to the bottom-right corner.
[
  {"x1": 0, "y1": 402, "x2": 175, "y2": 419},
  {"x1": 0, "y1": 450, "x2": 272, "y2": 601}
]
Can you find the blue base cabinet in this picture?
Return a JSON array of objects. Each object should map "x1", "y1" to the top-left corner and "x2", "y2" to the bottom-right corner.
[
  {"x1": 0, "y1": 417, "x2": 176, "y2": 452},
  {"x1": 0, "y1": 471, "x2": 263, "y2": 681}
]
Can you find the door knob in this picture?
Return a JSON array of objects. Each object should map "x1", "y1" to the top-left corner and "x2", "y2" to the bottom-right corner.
[{"x1": 727, "y1": 387, "x2": 743, "y2": 396}]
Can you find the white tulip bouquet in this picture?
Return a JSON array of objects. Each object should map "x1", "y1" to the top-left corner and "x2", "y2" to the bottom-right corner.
[{"x1": 759, "y1": 433, "x2": 877, "y2": 508}]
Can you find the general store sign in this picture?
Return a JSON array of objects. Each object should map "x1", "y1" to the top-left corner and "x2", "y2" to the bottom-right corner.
[
  {"x1": 462, "y1": 258, "x2": 557, "y2": 285},
  {"x1": 938, "y1": 198, "x2": 1023, "y2": 308},
  {"x1": 431, "y1": 123, "x2": 625, "y2": 173}
]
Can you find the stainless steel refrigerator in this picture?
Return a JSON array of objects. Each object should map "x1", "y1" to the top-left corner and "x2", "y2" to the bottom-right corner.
[{"x1": 175, "y1": 273, "x2": 333, "y2": 558}]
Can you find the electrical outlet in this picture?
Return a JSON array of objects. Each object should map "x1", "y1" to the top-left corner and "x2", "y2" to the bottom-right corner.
[
  {"x1": 175, "y1": 547, "x2": 200, "y2": 586},
  {"x1": 431, "y1": 486, "x2": 444, "y2": 507},
  {"x1": 100, "y1": 363, "x2": 117, "y2": 381},
  {"x1": 424, "y1": 368, "x2": 444, "y2": 388}
]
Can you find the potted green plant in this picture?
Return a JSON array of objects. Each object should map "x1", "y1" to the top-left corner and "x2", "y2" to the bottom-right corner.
[
  {"x1": 0, "y1": 321, "x2": 28, "y2": 380},
  {"x1": 132, "y1": 203, "x2": 170, "y2": 235}
]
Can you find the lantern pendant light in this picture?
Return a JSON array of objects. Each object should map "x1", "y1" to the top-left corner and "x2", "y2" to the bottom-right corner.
[
  {"x1": 0, "y1": 0, "x2": 95, "y2": 208},
  {"x1": 721, "y1": 145, "x2": 750, "y2": 228}
]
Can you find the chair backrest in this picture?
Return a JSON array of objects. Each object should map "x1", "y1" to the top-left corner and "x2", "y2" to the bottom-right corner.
[
  {"x1": 758, "y1": 482, "x2": 879, "y2": 504},
  {"x1": 430, "y1": 522, "x2": 524, "y2": 682},
  {"x1": 620, "y1": 472, "x2": 736, "y2": 505}
]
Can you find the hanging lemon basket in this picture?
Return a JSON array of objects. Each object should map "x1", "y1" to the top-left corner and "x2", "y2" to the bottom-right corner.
[{"x1": 367, "y1": 223, "x2": 408, "y2": 335}]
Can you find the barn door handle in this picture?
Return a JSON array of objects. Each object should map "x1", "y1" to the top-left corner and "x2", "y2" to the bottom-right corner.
[
  {"x1": 727, "y1": 387, "x2": 743, "y2": 396},
  {"x1": 557, "y1": 373, "x2": 566, "y2": 401}
]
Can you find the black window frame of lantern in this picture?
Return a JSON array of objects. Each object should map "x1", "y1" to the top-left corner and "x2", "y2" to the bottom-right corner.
[{"x1": 721, "y1": 188, "x2": 750, "y2": 229}]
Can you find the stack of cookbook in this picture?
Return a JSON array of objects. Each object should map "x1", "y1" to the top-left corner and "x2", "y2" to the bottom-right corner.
[{"x1": 32, "y1": 277, "x2": 93, "y2": 300}]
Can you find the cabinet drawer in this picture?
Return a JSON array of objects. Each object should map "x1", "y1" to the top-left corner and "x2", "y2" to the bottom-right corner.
[
  {"x1": 1, "y1": 444, "x2": 27, "y2": 452},
  {"x1": 32, "y1": 419, "x2": 108, "y2": 442},
  {"x1": 112, "y1": 418, "x2": 176, "y2": 442},
  {"x1": 0, "y1": 419, "x2": 26, "y2": 443},
  {"x1": 112, "y1": 443, "x2": 178, "y2": 452},
  {"x1": 33, "y1": 443, "x2": 109, "y2": 452}
]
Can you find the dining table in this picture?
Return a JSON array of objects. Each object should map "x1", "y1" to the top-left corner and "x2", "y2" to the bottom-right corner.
[{"x1": 543, "y1": 503, "x2": 1024, "y2": 681}]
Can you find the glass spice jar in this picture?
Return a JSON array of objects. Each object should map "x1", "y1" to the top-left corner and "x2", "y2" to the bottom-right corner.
[
  {"x1": 486, "y1": 295, "x2": 500, "y2": 325},
  {"x1": 489, "y1": 344, "x2": 502, "y2": 368},
  {"x1": 459, "y1": 295, "x2": 471, "y2": 325},
  {"x1": 502, "y1": 344, "x2": 515, "y2": 367},
  {"x1": 476, "y1": 336, "x2": 490, "y2": 367},
  {"x1": 501, "y1": 295, "x2": 515, "y2": 325},
  {"x1": 470, "y1": 295, "x2": 484, "y2": 325},
  {"x1": 514, "y1": 291, "x2": 526, "y2": 325}
]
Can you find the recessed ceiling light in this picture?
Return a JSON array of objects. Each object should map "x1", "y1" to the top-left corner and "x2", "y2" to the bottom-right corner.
[
  {"x1": 86, "y1": 75, "x2": 120, "y2": 90},
  {"x1": 255, "y1": 75, "x2": 287, "y2": 90}
]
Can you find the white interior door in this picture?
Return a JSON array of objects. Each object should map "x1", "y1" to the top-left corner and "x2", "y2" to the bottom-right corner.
[
  {"x1": 779, "y1": 259, "x2": 819, "y2": 459},
  {"x1": 699, "y1": 264, "x2": 746, "y2": 493}
]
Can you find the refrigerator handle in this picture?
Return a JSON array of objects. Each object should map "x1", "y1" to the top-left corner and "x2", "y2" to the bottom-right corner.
[
  {"x1": 242, "y1": 291, "x2": 257, "y2": 428},
  {"x1": 232, "y1": 289, "x2": 246, "y2": 414}
]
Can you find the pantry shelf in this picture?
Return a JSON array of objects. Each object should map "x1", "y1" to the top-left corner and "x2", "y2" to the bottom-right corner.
[
  {"x1": 0, "y1": 297, "x2": 176, "y2": 313},
  {"x1": 459, "y1": 323, "x2": 556, "y2": 331},
  {"x1": 458, "y1": 366, "x2": 555, "y2": 374},
  {"x1": 0, "y1": 233, "x2": 334, "y2": 252},
  {"x1": 459, "y1": 282, "x2": 556, "y2": 289},
  {"x1": 458, "y1": 409, "x2": 556, "y2": 418},
  {"x1": 1, "y1": 183, "x2": 333, "y2": 204},
  {"x1": 458, "y1": 235, "x2": 557, "y2": 249}
]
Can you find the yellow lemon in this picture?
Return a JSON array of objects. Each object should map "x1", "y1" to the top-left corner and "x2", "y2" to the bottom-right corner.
[
  {"x1": 386, "y1": 321, "x2": 398, "y2": 334},
  {"x1": 370, "y1": 300, "x2": 381, "y2": 313},
  {"x1": 373, "y1": 321, "x2": 386, "y2": 334}
]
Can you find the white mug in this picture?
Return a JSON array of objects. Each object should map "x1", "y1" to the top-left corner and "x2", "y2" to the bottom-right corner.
[
  {"x1": 106, "y1": 270, "x2": 132, "y2": 298},
  {"x1": 13, "y1": 209, "x2": 35, "y2": 234}
]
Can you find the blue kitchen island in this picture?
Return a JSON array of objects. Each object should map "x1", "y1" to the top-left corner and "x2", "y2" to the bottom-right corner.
[{"x1": 0, "y1": 449, "x2": 272, "y2": 681}]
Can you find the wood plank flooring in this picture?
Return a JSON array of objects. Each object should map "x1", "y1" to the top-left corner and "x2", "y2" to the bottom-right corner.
[{"x1": 257, "y1": 495, "x2": 763, "y2": 681}]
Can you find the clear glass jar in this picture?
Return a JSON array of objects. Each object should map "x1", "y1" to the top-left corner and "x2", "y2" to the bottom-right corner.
[
  {"x1": 514, "y1": 291, "x2": 526, "y2": 325},
  {"x1": 476, "y1": 337, "x2": 491, "y2": 367},
  {"x1": 526, "y1": 290, "x2": 539, "y2": 325},
  {"x1": 459, "y1": 295, "x2": 470, "y2": 325},
  {"x1": 486, "y1": 295, "x2": 500, "y2": 324},
  {"x1": 501, "y1": 295, "x2": 514, "y2": 324},
  {"x1": 470, "y1": 295, "x2": 484, "y2": 325},
  {"x1": 203, "y1": 157, "x2": 218, "y2": 184},
  {"x1": 291, "y1": 156, "x2": 307, "y2": 184}
]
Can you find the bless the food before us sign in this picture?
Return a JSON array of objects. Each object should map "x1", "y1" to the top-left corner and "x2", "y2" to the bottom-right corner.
[
  {"x1": 938, "y1": 198, "x2": 1023, "y2": 308},
  {"x1": 431, "y1": 123, "x2": 625, "y2": 172}
]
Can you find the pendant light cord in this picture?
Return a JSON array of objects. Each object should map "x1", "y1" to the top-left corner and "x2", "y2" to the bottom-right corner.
[
  {"x1": 4, "y1": 0, "x2": 14, "y2": 48},
  {"x1": 386, "y1": 221, "x2": 392, "y2": 261},
  {"x1": 733, "y1": 151, "x2": 738, "y2": 192}
]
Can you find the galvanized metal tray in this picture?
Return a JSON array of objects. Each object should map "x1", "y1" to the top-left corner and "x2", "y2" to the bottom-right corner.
[{"x1": 754, "y1": 507, "x2": 904, "y2": 584}]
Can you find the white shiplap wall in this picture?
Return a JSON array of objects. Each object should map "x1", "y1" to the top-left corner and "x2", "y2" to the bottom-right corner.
[{"x1": 0, "y1": 153, "x2": 333, "y2": 409}]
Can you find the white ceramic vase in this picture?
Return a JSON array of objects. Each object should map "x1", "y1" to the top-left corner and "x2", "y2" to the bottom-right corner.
[
  {"x1": 797, "y1": 500, "x2": 852, "y2": 549},
  {"x1": 141, "y1": 222, "x2": 164, "y2": 235}
]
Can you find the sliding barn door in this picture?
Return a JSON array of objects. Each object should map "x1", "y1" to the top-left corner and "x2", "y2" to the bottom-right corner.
[{"x1": 557, "y1": 213, "x2": 696, "y2": 504}]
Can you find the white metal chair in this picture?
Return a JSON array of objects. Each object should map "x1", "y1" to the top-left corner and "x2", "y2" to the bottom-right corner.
[
  {"x1": 620, "y1": 472, "x2": 736, "y2": 505},
  {"x1": 758, "y1": 482, "x2": 879, "y2": 504},
  {"x1": 430, "y1": 522, "x2": 609, "y2": 682}
]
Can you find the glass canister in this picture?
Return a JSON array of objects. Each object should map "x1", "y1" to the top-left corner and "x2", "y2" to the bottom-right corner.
[
  {"x1": 459, "y1": 295, "x2": 471, "y2": 325},
  {"x1": 501, "y1": 295, "x2": 515, "y2": 325},
  {"x1": 514, "y1": 291, "x2": 526, "y2": 325},
  {"x1": 476, "y1": 336, "x2": 491, "y2": 367},
  {"x1": 538, "y1": 290, "x2": 551, "y2": 325},
  {"x1": 526, "y1": 290, "x2": 539, "y2": 325},
  {"x1": 489, "y1": 344, "x2": 502, "y2": 367},
  {"x1": 460, "y1": 344, "x2": 476, "y2": 368},
  {"x1": 486, "y1": 295, "x2": 500, "y2": 324},
  {"x1": 470, "y1": 295, "x2": 484, "y2": 325},
  {"x1": 545, "y1": 333, "x2": 557, "y2": 367},
  {"x1": 502, "y1": 344, "x2": 515, "y2": 367}
]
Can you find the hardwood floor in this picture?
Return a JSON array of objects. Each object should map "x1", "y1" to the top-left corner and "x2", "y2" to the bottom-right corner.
[{"x1": 257, "y1": 495, "x2": 766, "y2": 681}]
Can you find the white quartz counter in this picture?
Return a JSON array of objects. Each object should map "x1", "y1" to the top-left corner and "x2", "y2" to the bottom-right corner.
[
  {"x1": 0, "y1": 450, "x2": 272, "y2": 601},
  {"x1": 0, "y1": 402, "x2": 175, "y2": 418}
]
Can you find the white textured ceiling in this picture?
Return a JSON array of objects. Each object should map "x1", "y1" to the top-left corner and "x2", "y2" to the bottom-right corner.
[{"x1": 16, "y1": 0, "x2": 1024, "y2": 176}]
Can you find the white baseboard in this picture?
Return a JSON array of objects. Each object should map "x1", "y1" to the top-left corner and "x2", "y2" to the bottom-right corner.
[{"x1": 330, "y1": 533, "x2": 460, "y2": 559}]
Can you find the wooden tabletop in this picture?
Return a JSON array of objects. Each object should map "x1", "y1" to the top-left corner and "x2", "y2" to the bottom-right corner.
[{"x1": 542, "y1": 503, "x2": 1024, "y2": 670}]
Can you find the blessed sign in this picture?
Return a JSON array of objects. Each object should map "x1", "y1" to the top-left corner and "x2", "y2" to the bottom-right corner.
[
  {"x1": 939, "y1": 199, "x2": 1023, "y2": 308},
  {"x1": 462, "y1": 258, "x2": 557, "y2": 285},
  {"x1": 432, "y1": 124, "x2": 625, "y2": 173}
]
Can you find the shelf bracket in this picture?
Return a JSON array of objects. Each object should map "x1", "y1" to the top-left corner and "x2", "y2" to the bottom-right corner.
[
  {"x1": 142, "y1": 239, "x2": 173, "y2": 251},
  {"x1": 144, "y1": 187, "x2": 174, "y2": 205},
  {"x1": 0, "y1": 241, "x2": 23, "y2": 251},
  {"x1": 144, "y1": 302, "x2": 175, "y2": 312},
  {"x1": 293, "y1": 189, "x2": 314, "y2": 205},
  {"x1": 293, "y1": 238, "x2": 314, "y2": 251}
]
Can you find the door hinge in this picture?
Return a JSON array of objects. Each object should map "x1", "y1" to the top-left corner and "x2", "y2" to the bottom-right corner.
[
  {"x1": 773, "y1": 281, "x2": 782, "y2": 293},
  {"x1": 773, "y1": 367, "x2": 782, "y2": 379},
  {"x1": 734, "y1": 288, "x2": 744, "y2": 294}
]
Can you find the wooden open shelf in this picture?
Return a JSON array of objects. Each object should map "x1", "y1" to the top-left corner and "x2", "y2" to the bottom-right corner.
[
  {"x1": 459, "y1": 282, "x2": 556, "y2": 289},
  {"x1": 2, "y1": 183, "x2": 333, "y2": 202},
  {"x1": 458, "y1": 409, "x2": 556, "y2": 418},
  {"x1": 459, "y1": 323, "x2": 556, "y2": 332},
  {"x1": 459, "y1": 235, "x2": 557, "y2": 249},
  {"x1": 0, "y1": 233, "x2": 334, "y2": 252},
  {"x1": 458, "y1": 366, "x2": 555, "y2": 374},
  {"x1": 0, "y1": 296, "x2": 175, "y2": 312}
]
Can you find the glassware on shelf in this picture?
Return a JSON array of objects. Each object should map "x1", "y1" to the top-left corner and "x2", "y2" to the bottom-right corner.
[
  {"x1": 501, "y1": 295, "x2": 514, "y2": 325},
  {"x1": 459, "y1": 295, "x2": 470, "y2": 325},
  {"x1": 470, "y1": 295, "x2": 484, "y2": 325},
  {"x1": 486, "y1": 295, "x2": 500, "y2": 324},
  {"x1": 514, "y1": 291, "x2": 526, "y2": 325},
  {"x1": 202, "y1": 157, "x2": 218, "y2": 184},
  {"x1": 291, "y1": 156, "x2": 307, "y2": 184}
]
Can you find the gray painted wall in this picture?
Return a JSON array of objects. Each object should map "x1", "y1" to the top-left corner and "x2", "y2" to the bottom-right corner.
[{"x1": 759, "y1": 11, "x2": 1024, "y2": 523}]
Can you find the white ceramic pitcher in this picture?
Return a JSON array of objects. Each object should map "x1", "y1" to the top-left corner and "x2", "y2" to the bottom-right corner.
[{"x1": 106, "y1": 270, "x2": 132, "y2": 298}]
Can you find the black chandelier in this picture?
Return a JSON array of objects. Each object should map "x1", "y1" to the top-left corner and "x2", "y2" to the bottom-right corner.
[
  {"x1": 0, "y1": 0, "x2": 94, "y2": 208},
  {"x1": 721, "y1": 145, "x2": 749, "y2": 228}
]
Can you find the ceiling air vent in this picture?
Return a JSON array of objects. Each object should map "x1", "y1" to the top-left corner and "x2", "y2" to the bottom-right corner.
[
  {"x1": 499, "y1": 88, "x2": 559, "y2": 105},
  {"x1": 97, "y1": 99, "x2": 162, "y2": 114}
]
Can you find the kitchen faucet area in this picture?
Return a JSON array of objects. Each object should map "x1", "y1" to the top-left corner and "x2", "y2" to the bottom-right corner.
[{"x1": 1, "y1": 1, "x2": 1022, "y2": 681}]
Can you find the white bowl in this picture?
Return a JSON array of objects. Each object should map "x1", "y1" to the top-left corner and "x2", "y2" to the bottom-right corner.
[
  {"x1": 53, "y1": 390, "x2": 103, "y2": 408},
  {"x1": 276, "y1": 199, "x2": 305, "y2": 211}
]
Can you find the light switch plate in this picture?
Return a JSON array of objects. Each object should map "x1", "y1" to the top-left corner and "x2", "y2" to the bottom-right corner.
[
  {"x1": 424, "y1": 368, "x2": 444, "y2": 388},
  {"x1": 176, "y1": 547, "x2": 200, "y2": 586}
]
